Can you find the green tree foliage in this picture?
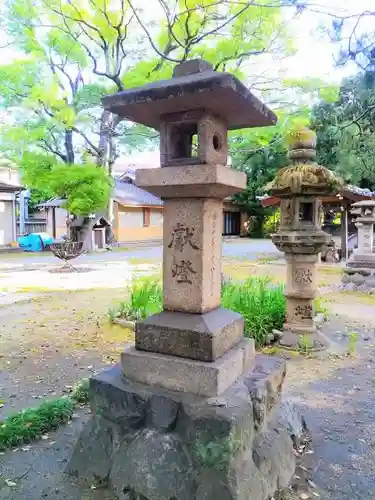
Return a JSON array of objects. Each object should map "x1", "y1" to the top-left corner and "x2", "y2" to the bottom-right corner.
[
  {"x1": 229, "y1": 110, "x2": 311, "y2": 236},
  {"x1": 311, "y1": 71, "x2": 375, "y2": 189},
  {"x1": 49, "y1": 163, "x2": 112, "y2": 216},
  {"x1": 0, "y1": 0, "x2": 305, "y2": 231},
  {"x1": 231, "y1": 132, "x2": 289, "y2": 236},
  {"x1": 19, "y1": 152, "x2": 111, "y2": 216},
  {"x1": 0, "y1": 0, "x2": 297, "y2": 169}
]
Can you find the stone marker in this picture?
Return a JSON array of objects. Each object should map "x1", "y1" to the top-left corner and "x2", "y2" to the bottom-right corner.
[
  {"x1": 268, "y1": 128, "x2": 341, "y2": 349},
  {"x1": 67, "y1": 59, "x2": 306, "y2": 499},
  {"x1": 342, "y1": 200, "x2": 375, "y2": 292}
]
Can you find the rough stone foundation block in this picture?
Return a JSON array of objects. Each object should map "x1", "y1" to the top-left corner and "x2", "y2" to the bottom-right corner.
[
  {"x1": 121, "y1": 339, "x2": 254, "y2": 397},
  {"x1": 341, "y1": 266, "x2": 375, "y2": 293},
  {"x1": 67, "y1": 360, "x2": 303, "y2": 500},
  {"x1": 135, "y1": 307, "x2": 244, "y2": 361}
]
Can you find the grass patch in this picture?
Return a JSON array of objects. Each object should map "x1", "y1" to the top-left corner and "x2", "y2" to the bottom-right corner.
[
  {"x1": 221, "y1": 277, "x2": 285, "y2": 346},
  {"x1": 15, "y1": 286, "x2": 55, "y2": 294},
  {"x1": 0, "y1": 379, "x2": 89, "y2": 451},
  {"x1": 256, "y1": 255, "x2": 281, "y2": 264},
  {"x1": 317, "y1": 265, "x2": 343, "y2": 275},
  {"x1": 110, "y1": 277, "x2": 327, "y2": 347},
  {"x1": 111, "y1": 277, "x2": 288, "y2": 347},
  {"x1": 109, "y1": 278, "x2": 163, "y2": 322},
  {"x1": 314, "y1": 297, "x2": 329, "y2": 318}
]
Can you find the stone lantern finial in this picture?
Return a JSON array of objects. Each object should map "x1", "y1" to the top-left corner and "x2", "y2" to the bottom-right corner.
[{"x1": 287, "y1": 128, "x2": 317, "y2": 163}]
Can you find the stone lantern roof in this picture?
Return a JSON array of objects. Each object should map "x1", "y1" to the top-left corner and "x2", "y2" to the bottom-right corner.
[
  {"x1": 267, "y1": 128, "x2": 342, "y2": 197},
  {"x1": 102, "y1": 59, "x2": 277, "y2": 130},
  {"x1": 351, "y1": 199, "x2": 375, "y2": 224}
]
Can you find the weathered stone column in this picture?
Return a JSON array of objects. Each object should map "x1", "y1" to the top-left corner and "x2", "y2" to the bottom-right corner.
[
  {"x1": 356, "y1": 221, "x2": 374, "y2": 254},
  {"x1": 67, "y1": 60, "x2": 305, "y2": 500},
  {"x1": 269, "y1": 128, "x2": 341, "y2": 349},
  {"x1": 284, "y1": 253, "x2": 318, "y2": 334}
]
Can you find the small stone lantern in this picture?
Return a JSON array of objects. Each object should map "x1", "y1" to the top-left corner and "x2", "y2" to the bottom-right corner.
[
  {"x1": 268, "y1": 128, "x2": 341, "y2": 348},
  {"x1": 342, "y1": 200, "x2": 375, "y2": 292}
]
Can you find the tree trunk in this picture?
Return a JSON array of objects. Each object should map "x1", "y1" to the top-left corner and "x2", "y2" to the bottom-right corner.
[
  {"x1": 97, "y1": 110, "x2": 122, "y2": 244},
  {"x1": 80, "y1": 219, "x2": 95, "y2": 252},
  {"x1": 65, "y1": 129, "x2": 75, "y2": 164}
]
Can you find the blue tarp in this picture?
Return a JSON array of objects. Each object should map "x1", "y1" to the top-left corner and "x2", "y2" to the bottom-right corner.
[{"x1": 18, "y1": 232, "x2": 55, "y2": 252}]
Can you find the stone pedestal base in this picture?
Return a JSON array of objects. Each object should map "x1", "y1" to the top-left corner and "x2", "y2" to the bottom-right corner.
[
  {"x1": 342, "y1": 266, "x2": 375, "y2": 293},
  {"x1": 67, "y1": 360, "x2": 305, "y2": 500},
  {"x1": 122, "y1": 339, "x2": 254, "y2": 397},
  {"x1": 135, "y1": 308, "x2": 244, "y2": 362},
  {"x1": 279, "y1": 328, "x2": 331, "y2": 351}
]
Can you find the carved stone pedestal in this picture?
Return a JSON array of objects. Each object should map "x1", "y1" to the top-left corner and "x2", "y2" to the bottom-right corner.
[
  {"x1": 67, "y1": 361, "x2": 306, "y2": 500},
  {"x1": 284, "y1": 254, "x2": 317, "y2": 334},
  {"x1": 279, "y1": 254, "x2": 330, "y2": 349}
]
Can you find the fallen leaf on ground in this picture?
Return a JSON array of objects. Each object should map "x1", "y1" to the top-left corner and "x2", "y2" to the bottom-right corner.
[{"x1": 5, "y1": 479, "x2": 17, "y2": 487}]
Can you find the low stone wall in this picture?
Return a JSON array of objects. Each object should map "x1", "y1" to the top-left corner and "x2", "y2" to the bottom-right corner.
[{"x1": 341, "y1": 267, "x2": 375, "y2": 293}]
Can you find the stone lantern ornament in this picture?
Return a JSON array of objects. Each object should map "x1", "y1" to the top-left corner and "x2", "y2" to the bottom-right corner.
[
  {"x1": 68, "y1": 60, "x2": 307, "y2": 500},
  {"x1": 268, "y1": 128, "x2": 341, "y2": 349},
  {"x1": 342, "y1": 199, "x2": 375, "y2": 292}
]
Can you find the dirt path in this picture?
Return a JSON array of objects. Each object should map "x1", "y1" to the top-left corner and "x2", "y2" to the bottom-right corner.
[{"x1": 0, "y1": 289, "x2": 134, "y2": 418}]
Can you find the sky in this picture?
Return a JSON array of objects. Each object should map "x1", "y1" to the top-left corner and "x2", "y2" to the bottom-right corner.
[{"x1": 281, "y1": 0, "x2": 374, "y2": 82}]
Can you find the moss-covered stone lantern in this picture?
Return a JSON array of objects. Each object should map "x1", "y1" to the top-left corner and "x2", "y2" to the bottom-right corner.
[{"x1": 268, "y1": 128, "x2": 341, "y2": 348}]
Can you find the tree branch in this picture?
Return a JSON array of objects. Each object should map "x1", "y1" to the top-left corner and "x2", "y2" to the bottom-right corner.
[{"x1": 71, "y1": 126, "x2": 101, "y2": 156}]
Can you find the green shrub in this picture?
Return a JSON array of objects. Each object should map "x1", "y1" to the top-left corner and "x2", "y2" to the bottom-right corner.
[
  {"x1": 112, "y1": 277, "x2": 285, "y2": 347},
  {"x1": 112, "y1": 276, "x2": 324, "y2": 348},
  {"x1": 221, "y1": 277, "x2": 285, "y2": 346},
  {"x1": 71, "y1": 378, "x2": 90, "y2": 404},
  {"x1": 263, "y1": 209, "x2": 280, "y2": 237},
  {"x1": 113, "y1": 278, "x2": 163, "y2": 321}
]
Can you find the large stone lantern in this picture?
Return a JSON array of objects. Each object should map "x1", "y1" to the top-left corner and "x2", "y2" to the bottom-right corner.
[
  {"x1": 68, "y1": 60, "x2": 305, "y2": 500},
  {"x1": 268, "y1": 128, "x2": 341, "y2": 348}
]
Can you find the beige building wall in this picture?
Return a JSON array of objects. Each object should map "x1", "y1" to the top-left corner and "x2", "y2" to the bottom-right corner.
[{"x1": 115, "y1": 204, "x2": 163, "y2": 242}]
